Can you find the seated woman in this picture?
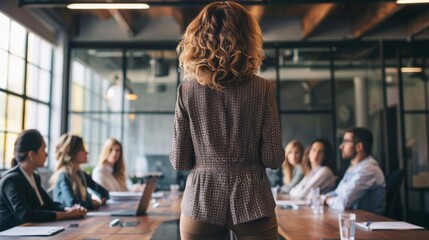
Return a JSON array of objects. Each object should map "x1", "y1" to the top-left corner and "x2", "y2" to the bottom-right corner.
[
  {"x1": 289, "y1": 138, "x2": 336, "y2": 200},
  {"x1": 50, "y1": 134, "x2": 109, "y2": 209},
  {"x1": 92, "y1": 138, "x2": 127, "y2": 192},
  {"x1": 280, "y1": 140, "x2": 305, "y2": 194},
  {"x1": 0, "y1": 129, "x2": 86, "y2": 231}
]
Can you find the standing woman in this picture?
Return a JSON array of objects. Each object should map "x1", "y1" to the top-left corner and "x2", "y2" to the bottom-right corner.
[
  {"x1": 50, "y1": 134, "x2": 109, "y2": 209},
  {"x1": 289, "y1": 138, "x2": 336, "y2": 200},
  {"x1": 92, "y1": 138, "x2": 127, "y2": 192},
  {"x1": 0, "y1": 129, "x2": 86, "y2": 231},
  {"x1": 170, "y1": 1, "x2": 284, "y2": 239},
  {"x1": 280, "y1": 140, "x2": 305, "y2": 194}
]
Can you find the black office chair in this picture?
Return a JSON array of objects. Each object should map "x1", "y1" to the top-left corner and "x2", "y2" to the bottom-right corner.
[{"x1": 384, "y1": 169, "x2": 404, "y2": 219}]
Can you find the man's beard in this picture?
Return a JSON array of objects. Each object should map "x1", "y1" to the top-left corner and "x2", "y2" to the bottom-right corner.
[{"x1": 342, "y1": 149, "x2": 357, "y2": 161}]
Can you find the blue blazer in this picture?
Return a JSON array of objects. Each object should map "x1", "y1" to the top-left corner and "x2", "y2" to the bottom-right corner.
[
  {"x1": 0, "y1": 165, "x2": 66, "y2": 231},
  {"x1": 53, "y1": 171, "x2": 109, "y2": 209}
]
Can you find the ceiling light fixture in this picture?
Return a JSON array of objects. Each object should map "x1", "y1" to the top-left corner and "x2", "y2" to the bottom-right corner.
[
  {"x1": 67, "y1": 3, "x2": 150, "y2": 10},
  {"x1": 385, "y1": 67, "x2": 423, "y2": 73},
  {"x1": 397, "y1": 0, "x2": 429, "y2": 4},
  {"x1": 400, "y1": 67, "x2": 423, "y2": 73}
]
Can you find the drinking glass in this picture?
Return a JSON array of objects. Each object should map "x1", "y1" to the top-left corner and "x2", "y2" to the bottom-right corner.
[
  {"x1": 271, "y1": 187, "x2": 278, "y2": 200},
  {"x1": 170, "y1": 184, "x2": 179, "y2": 199},
  {"x1": 311, "y1": 187, "x2": 323, "y2": 214},
  {"x1": 338, "y1": 213, "x2": 356, "y2": 240}
]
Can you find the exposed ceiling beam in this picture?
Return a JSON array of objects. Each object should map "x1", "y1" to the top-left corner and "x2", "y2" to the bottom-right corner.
[
  {"x1": 352, "y1": 3, "x2": 403, "y2": 39},
  {"x1": 407, "y1": 10, "x2": 429, "y2": 40},
  {"x1": 19, "y1": 0, "x2": 399, "y2": 8},
  {"x1": 302, "y1": 3, "x2": 337, "y2": 39},
  {"x1": 89, "y1": 9, "x2": 112, "y2": 20},
  {"x1": 248, "y1": 5, "x2": 266, "y2": 22},
  {"x1": 109, "y1": 9, "x2": 135, "y2": 37}
]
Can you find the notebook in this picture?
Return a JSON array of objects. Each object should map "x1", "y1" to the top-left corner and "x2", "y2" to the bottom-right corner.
[
  {"x1": 0, "y1": 226, "x2": 65, "y2": 236},
  {"x1": 356, "y1": 221, "x2": 424, "y2": 231},
  {"x1": 87, "y1": 178, "x2": 156, "y2": 217}
]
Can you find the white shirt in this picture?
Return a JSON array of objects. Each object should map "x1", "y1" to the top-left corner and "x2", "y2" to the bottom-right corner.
[
  {"x1": 92, "y1": 163, "x2": 127, "y2": 192},
  {"x1": 289, "y1": 166, "x2": 335, "y2": 200},
  {"x1": 20, "y1": 166, "x2": 44, "y2": 206}
]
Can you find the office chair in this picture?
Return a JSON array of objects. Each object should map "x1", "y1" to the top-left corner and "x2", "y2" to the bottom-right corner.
[{"x1": 384, "y1": 169, "x2": 404, "y2": 219}]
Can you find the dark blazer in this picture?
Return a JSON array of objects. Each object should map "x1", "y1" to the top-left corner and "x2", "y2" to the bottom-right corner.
[
  {"x1": 0, "y1": 165, "x2": 66, "y2": 231},
  {"x1": 53, "y1": 171, "x2": 109, "y2": 209},
  {"x1": 170, "y1": 75, "x2": 285, "y2": 226}
]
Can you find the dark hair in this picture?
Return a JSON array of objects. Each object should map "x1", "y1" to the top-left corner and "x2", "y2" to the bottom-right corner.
[
  {"x1": 302, "y1": 138, "x2": 336, "y2": 174},
  {"x1": 346, "y1": 127, "x2": 374, "y2": 155},
  {"x1": 12, "y1": 129, "x2": 44, "y2": 167}
]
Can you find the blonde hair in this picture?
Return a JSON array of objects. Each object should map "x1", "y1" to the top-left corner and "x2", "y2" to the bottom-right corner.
[
  {"x1": 49, "y1": 134, "x2": 87, "y2": 199},
  {"x1": 98, "y1": 138, "x2": 127, "y2": 190},
  {"x1": 282, "y1": 140, "x2": 304, "y2": 184},
  {"x1": 177, "y1": 1, "x2": 264, "y2": 91}
]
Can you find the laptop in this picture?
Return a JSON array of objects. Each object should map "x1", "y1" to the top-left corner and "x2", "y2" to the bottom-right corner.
[{"x1": 87, "y1": 178, "x2": 156, "y2": 217}]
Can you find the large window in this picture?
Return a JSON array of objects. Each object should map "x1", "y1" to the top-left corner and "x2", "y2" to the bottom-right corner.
[{"x1": 0, "y1": 12, "x2": 53, "y2": 168}]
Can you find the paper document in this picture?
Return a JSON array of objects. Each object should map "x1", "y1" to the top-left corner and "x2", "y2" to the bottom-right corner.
[
  {"x1": 276, "y1": 199, "x2": 309, "y2": 206},
  {"x1": 356, "y1": 221, "x2": 424, "y2": 231},
  {"x1": 0, "y1": 226, "x2": 65, "y2": 236}
]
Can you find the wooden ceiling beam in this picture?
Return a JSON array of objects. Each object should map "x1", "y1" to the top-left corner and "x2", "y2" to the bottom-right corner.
[
  {"x1": 302, "y1": 3, "x2": 337, "y2": 39},
  {"x1": 407, "y1": 10, "x2": 429, "y2": 40},
  {"x1": 109, "y1": 9, "x2": 135, "y2": 37},
  {"x1": 352, "y1": 3, "x2": 403, "y2": 39},
  {"x1": 89, "y1": 10, "x2": 112, "y2": 20}
]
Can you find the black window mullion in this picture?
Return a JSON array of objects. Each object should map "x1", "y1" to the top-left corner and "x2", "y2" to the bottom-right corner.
[
  {"x1": 22, "y1": 32, "x2": 29, "y2": 130},
  {"x1": 330, "y1": 45, "x2": 337, "y2": 169}
]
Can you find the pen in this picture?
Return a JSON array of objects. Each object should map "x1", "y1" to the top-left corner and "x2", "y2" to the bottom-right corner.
[{"x1": 365, "y1": 220, "x2": 372, "y2": 228}]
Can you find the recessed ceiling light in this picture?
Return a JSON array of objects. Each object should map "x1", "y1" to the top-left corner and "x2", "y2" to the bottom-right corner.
[{"x1": 67, "y1": 3, "x2": 150, "y2": 10}]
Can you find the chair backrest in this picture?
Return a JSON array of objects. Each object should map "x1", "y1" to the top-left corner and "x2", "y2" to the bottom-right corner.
[{"x1": 384, "y1": 169, "x2": 404, "y2": 218}]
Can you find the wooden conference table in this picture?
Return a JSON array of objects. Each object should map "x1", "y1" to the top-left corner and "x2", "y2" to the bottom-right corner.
[
  {"x1": 14, "y1": 196, "x2": 182, "y2": 240},
  {"x1": 11, "y1": 194, "x2": 429, "y2": 240}
]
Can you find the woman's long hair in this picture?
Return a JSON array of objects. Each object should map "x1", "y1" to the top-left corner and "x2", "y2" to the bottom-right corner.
[
  {"x1": 177, "y1": 1, "x2": 264, "y2": 91},
  {"x1": 11, "y1": 129, "x2": 44, "y2": 167},
  {"x1": 49, "y1": 134, "x2": 87, "y2": 198},
  {"x1": 97, "y1": 138, "x2": 127, "y2": 190},
  {"x1": 282, "y1": 140, "x2": 304, "y2": 184},
  {"x1": 302, "y1": 138, "x2": 336, "y2": 175}
]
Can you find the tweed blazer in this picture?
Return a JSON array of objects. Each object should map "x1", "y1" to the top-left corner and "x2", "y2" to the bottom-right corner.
[{"x1": 170, "y1": 74, "x2": 285, "y2": 226}]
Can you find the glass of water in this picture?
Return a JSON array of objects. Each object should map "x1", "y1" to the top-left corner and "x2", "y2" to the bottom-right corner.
[
  {"x1": 338, "y1": 213, "x2": 356, "y2": 240},
  {"x1": 311, "y1": 187, "x2": 323, "y2": 214},
  {"x1": 170, "y1": 184, "x2": 179, "y2": 199}
]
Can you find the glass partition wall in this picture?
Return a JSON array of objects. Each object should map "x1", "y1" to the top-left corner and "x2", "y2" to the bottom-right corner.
[
  {"x1": 67, "y1": 42, "x2": 429, "y2": 227},
  {"x1": 69, "y1": 48, "x2": 178, "y2": 189},
  {"x1": 399, "y1": 45, "x2": 429, "y2": 228}
]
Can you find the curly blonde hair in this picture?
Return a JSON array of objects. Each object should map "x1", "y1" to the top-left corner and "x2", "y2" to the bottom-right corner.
[{"x1": 177, "y1": 1, "x2": 264, "y2": 91}]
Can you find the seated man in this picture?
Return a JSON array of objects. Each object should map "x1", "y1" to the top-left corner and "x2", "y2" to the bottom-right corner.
[{"x1": 323, "y1": 127, "x2": 385, "y2": 215}]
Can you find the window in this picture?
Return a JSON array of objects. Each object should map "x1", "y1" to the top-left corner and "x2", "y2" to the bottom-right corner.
[{"x1": 0, "y1": 12, "x2": 53, "y2": 168}]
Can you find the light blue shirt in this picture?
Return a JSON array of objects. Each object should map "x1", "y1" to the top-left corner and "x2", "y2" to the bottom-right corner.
[{"x1": 326, "y1": 156, "x2": 385, "y2": 215}]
